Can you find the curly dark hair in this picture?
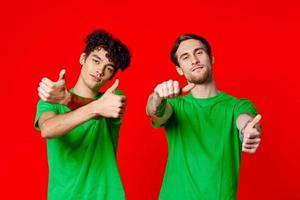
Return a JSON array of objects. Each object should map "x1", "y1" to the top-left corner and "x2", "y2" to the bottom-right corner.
[
  {"x1": 83, "y1": 30, "x2": 131, "y2": 71},
  {"x1": 170, "y1": 33, "x2": 212, "y2": 66}
]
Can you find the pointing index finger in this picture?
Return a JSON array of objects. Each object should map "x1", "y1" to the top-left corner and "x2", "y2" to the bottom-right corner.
[{"x1": 181, "y1": 83, "x2": 195, "y2": 94}]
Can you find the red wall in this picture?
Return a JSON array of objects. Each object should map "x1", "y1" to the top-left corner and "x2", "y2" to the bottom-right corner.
[{"x1": 1, "y1": 0, "x2": 299, "y2": 199}]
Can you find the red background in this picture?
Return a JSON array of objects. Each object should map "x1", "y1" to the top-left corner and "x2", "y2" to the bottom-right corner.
[{"x1": 1, "y1": 0, "x2": 299, "y2": 199}]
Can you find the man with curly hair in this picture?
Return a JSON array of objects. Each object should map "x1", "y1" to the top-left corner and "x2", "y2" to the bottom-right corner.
[{"x1": 34, "y1": 30, "x2": 131, "y2": 200}]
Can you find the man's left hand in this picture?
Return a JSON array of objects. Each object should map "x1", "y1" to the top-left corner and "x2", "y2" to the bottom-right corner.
[{"x1": 242, "y1": 114, "x2": 262, "y2": 154}]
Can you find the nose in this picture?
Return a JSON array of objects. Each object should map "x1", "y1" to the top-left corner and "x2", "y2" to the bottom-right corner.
[
  {"x1": 191, "y1": 55, "x2": 200, "y2": 65},
  {"x1": 96, "y1": 69, "x2": 104, "y2": 78}
]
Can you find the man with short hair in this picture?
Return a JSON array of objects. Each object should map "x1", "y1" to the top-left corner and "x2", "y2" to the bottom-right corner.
[
  {"x1": 146, "y1": 34, "x2": 262, "y2": 200},
  {"x1": 35, "y1": 30, "x2": 131, "y2": 200}
]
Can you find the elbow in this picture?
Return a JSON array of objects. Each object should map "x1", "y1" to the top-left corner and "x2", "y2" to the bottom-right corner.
[
  {"x1": 40, "y1": 124, "x2": 54, "y2": 139},
  {"x1": 41, "y1": 131, "x2": 50, "y2": 139}
]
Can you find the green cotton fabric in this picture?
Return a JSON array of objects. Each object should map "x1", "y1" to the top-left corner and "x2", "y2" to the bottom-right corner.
[
  {"x1": 156, "y1": 92, "x2": 257, "y2": 200},
  {"x1": 34, "y1": 89, "x2": 125, "y2": 200}
]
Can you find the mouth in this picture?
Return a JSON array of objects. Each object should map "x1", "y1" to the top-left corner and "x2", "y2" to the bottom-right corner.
[
  {"x1": 90, "y1": 74, "x2": 101, "y2": 82},
  {"x1": 192, "y1": 65, "x2": 205, "y2": 72}
]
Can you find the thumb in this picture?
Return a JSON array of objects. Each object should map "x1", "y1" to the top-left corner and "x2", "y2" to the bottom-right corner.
[
  {"x1": 249, "y1": 114, "x2": 262, "y2": 128},
  {"x1": 58, "y1": 69, "x2": 66, "y2": 81},
  {"x1": 181, "y1": 83, "x2": 195, "y2": 94},
  {"x1": 106, "y1": 79, "x2": 119, "y2": 93}
]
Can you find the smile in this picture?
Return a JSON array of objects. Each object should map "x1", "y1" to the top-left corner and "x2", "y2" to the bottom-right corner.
[{"x1": 90, "y1": 74, "x2": 101, "y2": 82}]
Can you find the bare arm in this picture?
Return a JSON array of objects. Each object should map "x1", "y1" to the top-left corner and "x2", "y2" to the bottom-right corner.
[
  {"x1": 146, "y1": 92, "x2": 173, "y2": 126},
  {"x1": 146, "y1": 80, "x2": 195, "y2": 126},
  {"x1": 38, "y1": 80, "x2": 126, "y2": 138},
  {"x1": 38, "y1": 103, "x2": 98, "y2": 138}
]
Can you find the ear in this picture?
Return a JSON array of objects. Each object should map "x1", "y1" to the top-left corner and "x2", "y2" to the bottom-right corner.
[
  {"x1": 79, "y1": 53, "x2": 86, "y2": 65},
  {"x1": 211, "y1": 55, "x2": 215, "y2": 65},
  {"x1": 176, "y1": 66, "x2": 184, "y2": 76}
]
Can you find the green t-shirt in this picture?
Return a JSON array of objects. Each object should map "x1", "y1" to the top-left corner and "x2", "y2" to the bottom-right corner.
[
  {"x1": 156, "y1": 92, "x2": 257, "y2": 200},
  {"x1": 34, "y1": 90, "x2": 125, "y2": 200}
]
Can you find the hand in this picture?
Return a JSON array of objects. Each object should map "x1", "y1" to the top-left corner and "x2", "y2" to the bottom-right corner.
[
  {"x1": 91, "y1": 79, "x2": 126, "y2": 118},
  {"x1": 154, "y1": 80, "x2": 195, "y2": 98},
  {"x1": 242, "y1": 114, "x2": 262, "y2": 154},
  {"x1": 153, "y1": 80, "x2": 195, "y2": 104},
  {"x1": 38, "y1": 69, "x2": 71, "y2": 105}
]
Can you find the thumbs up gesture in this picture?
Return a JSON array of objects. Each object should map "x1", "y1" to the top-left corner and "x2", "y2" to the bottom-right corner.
[
  {"x1": 242, "y1": 114, "x2": 262, "y2": 154},
  {"x1": 91, "y1": 79, "x2": 127, "y2": 118},
  {"x1": 38, "y1": 69, "x2": 71, "y2": 105}
]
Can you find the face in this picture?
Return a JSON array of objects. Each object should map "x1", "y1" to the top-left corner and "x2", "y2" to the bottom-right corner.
[
  {"x1": 79, "y1": 47, "x2": 116, "y2": 90},
  {"x1": 176, "y1": 39, "x2": 214, "y2": 84}
]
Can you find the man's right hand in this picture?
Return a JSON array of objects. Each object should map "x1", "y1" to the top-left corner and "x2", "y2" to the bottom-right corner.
[
  {"x1": 146, "y1": 80, "x2": 195, "y2": 118},
  {"x1": 91, "y1": 79, "x2": 126, "y2": 118},
  {"x1": 153, "y1": 80, "x2": 195, "y2": 104},
  {"x1": 38, "y1": 69, "x2": 71, "y2": 105}
]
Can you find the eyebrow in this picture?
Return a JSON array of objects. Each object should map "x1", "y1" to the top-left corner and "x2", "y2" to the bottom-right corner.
[
  {"x1": 92, "y1": 54, "x2": 115, "y2": 68},
  {"x1": 179, "y1": 53, "x2": 189, "y2": 60},
  {"x1": 179, "y1": 47, "x2": 207, "y2": 60},
  {"x1": 194, "y1": 47, "x2": 206, "y2": 52},
  {"x1": 92, "y1": 54, "x2": 102, "y2": 61}
]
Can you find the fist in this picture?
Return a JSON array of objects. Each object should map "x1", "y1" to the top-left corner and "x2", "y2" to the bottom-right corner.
[{"x1": 154, "y1": 80, "x2": 195, "y2": 99}]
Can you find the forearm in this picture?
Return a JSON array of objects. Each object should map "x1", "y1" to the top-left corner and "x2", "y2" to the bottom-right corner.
[
  {"x1": 146, "y1": 92, "x2": 172, "y2": 126},
  {"x1": 40, "y1": 102, "x2": 98, "y2": 138}
]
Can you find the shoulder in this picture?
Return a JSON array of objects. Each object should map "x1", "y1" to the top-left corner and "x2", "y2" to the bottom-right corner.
[
  {"x1": 218, "y1": 91, "x2": 248, "y2": 105},
  {"x1": 114, "y1": 89, "x2": 124, "y2": 96}
]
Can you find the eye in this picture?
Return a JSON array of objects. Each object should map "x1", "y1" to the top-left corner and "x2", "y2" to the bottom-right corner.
[
  {"x1": 182, "y1": 56, "x2": 188, "y2": 60},
  {"x1": 106, "y1": 67, "x2": 114, "y2": 73},
  {"x1": 93, "y1": 59, "x2": 100, "y2": 64},
  {"x1": 196, "y1": 50, "x2": 203, "y2": 55}
]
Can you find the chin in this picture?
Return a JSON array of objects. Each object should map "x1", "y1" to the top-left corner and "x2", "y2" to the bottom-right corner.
[{"x1": 190, "y1": 76, "x2": 211, "y2": 84}]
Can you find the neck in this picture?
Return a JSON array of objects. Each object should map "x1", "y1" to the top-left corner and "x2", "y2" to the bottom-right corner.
[
  {"x1": 73, "y1": 76, "x2": 99, "y2": 98},
  {"x1": 190, "y1": 80, "x2": 218, "y2": 98}
]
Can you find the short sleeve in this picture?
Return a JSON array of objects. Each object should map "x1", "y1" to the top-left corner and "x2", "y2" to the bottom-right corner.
[
  {"x1": 34, "y1": 100, "x2": 58, "y2": 130},
  {"x1": 234, "y1": 98, "x2": 258, "y2": 119}
]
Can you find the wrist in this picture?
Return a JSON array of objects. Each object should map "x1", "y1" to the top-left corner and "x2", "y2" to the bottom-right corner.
[
  {"x1": 154, "y1": 98, "x2": 167, "y2": 117},
  {"x1": 61, "y1": 90, "x2": 72, "y2": 105},
  {"x1": 87, "y1": 100, "x2": 102, "y2": 118},
  {"x1": 152, "y1": 92, "x2": 163, "y2": 105},
  {"x1": 239, "y1": 119, "x2": 252, "y2": 142}
]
